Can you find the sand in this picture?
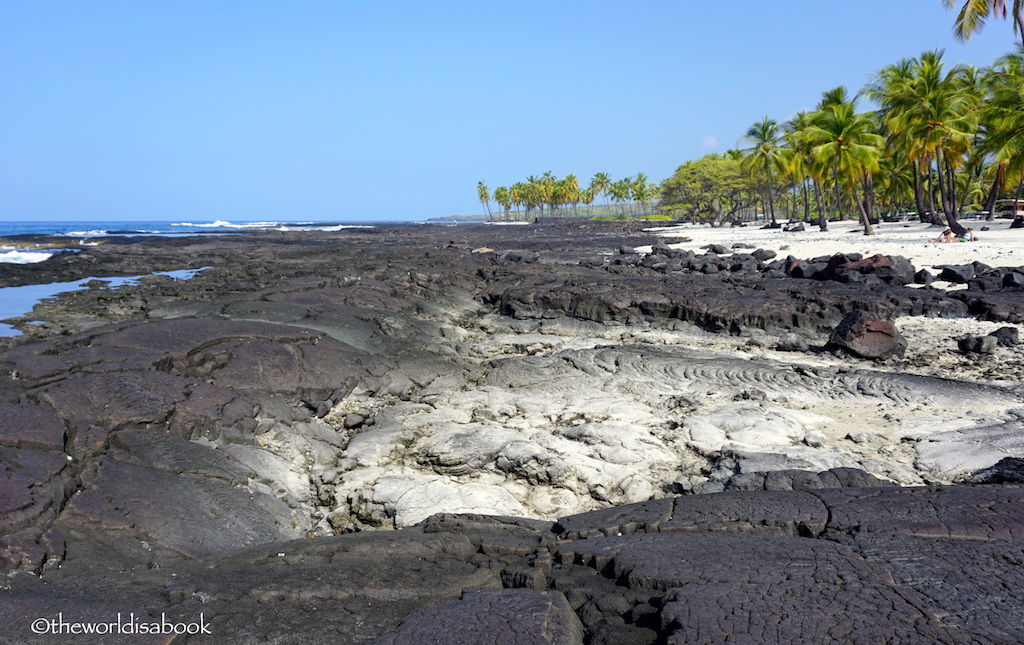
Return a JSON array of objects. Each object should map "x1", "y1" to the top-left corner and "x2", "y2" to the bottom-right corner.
[{"x1": 647, "y1": 218, "x2": 1024, "y2": 275}]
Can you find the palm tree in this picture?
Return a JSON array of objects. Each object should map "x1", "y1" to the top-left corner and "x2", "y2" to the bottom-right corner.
[
  {"x1": 493, "y1": 186, "x2": 511, "y2": 221},
  {"x1": 783, "y1": 111, "x2": 829, "y2": 230},
  {"x1": 609, "y1": 179, "x2": 632, "y2": 217},
  {"x1": 803, "y1": 101, "x2": 884, "y2": 235},
  {"x1": 979, "y1": 50, "x2": 1024, "y2": 214},
  {"x1": 631, "y1": 174, "x2": 657, "y2": 217},
  {"x1": 562, "y1": 174, "x2": 581, "y2": 216},
  {"x1": 477, "y1": 181, "x2": 492, "y2": 221},
  {"x1": 864, "y1": 59, "x2": 936, "y2": 224},
  {"x1": 866, "y1": 51, "x2": 980, "y2": 235},
  {"x1": 741, "y1": 117, "x2": 785, "y2": 225},
  {"x1": 589, "y1": 172, "x2": 612, "y2": 213},
  {"x1": 942, "y1": 0, "x2": 1024, "y2": 48}
]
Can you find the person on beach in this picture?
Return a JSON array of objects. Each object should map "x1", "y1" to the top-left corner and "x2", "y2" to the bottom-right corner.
[
  {"x1": 934, "y1": 228, "x2": 955, "y2": 243},
  {"x1": 959, "y1": 227, "x2": 976, "y2": 242}
]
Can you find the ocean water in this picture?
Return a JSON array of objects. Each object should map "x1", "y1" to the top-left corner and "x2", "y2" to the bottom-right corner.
[
  {"x1": 0, "y1": 219, "x2": 380, "y2": 264},
  {"x1": 0, "y1": 268, "x2": 208, "y2": 337},
  {"x1": 0, "y1": 219, "x2": 385, "y2": 335}
]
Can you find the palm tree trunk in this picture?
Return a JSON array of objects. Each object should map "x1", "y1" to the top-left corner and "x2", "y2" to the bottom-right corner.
[
  {"x1": 984, "y1": 164, "x2": 1004, "y2": 221},
  {"x1": 927, "y1": 162, "x2": 943, "y2": 227},
  {"x1": 914, "y1": 170, "x2": 928, "y2": 223},
  {"x1": 813, "y1": 180, "x2": 828, "y2": 231},
  {"x1": 802, "y1": 179, "x2": 811, "y2": 222},
  {"x1": 936, "y1": 156, "x2": 967, "y2": 237},
  {"x1": 855, "y1": 179, "x2": 874, "y2": 235}
]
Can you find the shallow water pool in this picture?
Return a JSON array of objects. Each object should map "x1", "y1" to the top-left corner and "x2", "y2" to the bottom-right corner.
[{"x1": 0, "y1": 268, "x2": 208, "y2": 337}]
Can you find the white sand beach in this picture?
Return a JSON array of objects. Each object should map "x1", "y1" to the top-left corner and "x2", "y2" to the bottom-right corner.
[{"x1": 648, "y1": 219, "x2": 1024, "y2": 273}]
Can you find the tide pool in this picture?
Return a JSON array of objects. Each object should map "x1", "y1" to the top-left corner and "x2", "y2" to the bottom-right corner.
[{"x1": 0, "y1": 268, "x2": 207, "y2": 337}]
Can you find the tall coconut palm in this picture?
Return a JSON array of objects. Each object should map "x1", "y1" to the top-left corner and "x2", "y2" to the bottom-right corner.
[
  {"x1": 803, "y1": 101, "x2": 884, "y2": 235},
  {"x1": 866, "y1": 51, "x2": 980, "y2": 235},
  {"x1": 942, "y1": 0, "x2": 1024, "y2": 48},
  {"x1": 783, "y1": 111, "x2": 830, "y2": 230},
  {"x1": 741, "y1": 117, "x2": 785, "y2": 224},
  {"x1": 493, "y1": 186, "x2": 511, "y2": 221},
  {"x1": 979, "y1": 50, "x2": 1024, "y2": 212},
  {"x1": 562, "y1": 174, "x2": 581, "y2": 216},
  {"x1": 477, "y1": 181, "x2": 492, "y2": 221},
  {"x1": 864, "y1": 59, "x2": 936, "y2": 223},
  {"x1": 609, "y1": 179, "x2": 632, "y2": 217},
  {"x1": 589, "y1": 172, "x2": 612, "y2": 213}
]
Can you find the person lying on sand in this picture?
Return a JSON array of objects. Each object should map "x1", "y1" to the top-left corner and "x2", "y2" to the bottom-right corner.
[{"x1": 934, "y1": 228, "x2": 955, "y2": 243}]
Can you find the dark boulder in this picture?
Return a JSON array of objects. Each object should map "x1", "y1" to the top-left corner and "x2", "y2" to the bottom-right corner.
[
  {"x1": 915, "y1": 269, "x2": 933, "y2": 285},
  {"x1": 958, "y1": 335, "x2": 998, "y2": 354},
  {"x1": 826, "y1": 310, "x2": 908, "y2": 359},
  {"x1": 751, "y1": 248, "x2": 777, "y2": 262},
  {"x1": 967, "y1": 276, "x2": 1003, "y2": 292},
  {"x1": 937, "y1": 264, "x2": 976, "y2": 283},
  {"x1": 651, "y1": 240, "x2": 672, "y2": 255},
  {"x1": 967, "y1": 457, "x2": 1024, "y2": 484},
  {"x1": 989, "y1": 326, "x2": 1020, "y2": 347},
  {"x1": 1002, "y1": 271, "x2": 1024, "y2": 289},
  {"x1": 790, "y1": 261, "x2": 827, "y2": 280},
  {"x1": 498, "y1": 249, "x2": 540, "y2": 264},
  {"x1": 826, "y1": 254, "x2": 915, "y2": 285}
]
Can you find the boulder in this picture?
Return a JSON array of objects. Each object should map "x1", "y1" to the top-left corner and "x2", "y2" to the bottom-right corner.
[
  {"x1": 776, "y1": 333, "x2": 809, "y2": 352},
  {"x1": 827, "y1": 254, "x2": 915, "y2": 285},
  {"x1": 967, "y1": 457, "x2": 1024, "y2": 484},
  {"x1": 1002, "y1": 271, "x2": 1024, "y2": 289},
  {"x1": 989, "y1": 326, "x2": 1020, "y2": 347},
  {"x1": 702, "y1": 244, "x2": 730, "y2": 255},
  {"x1": 958, "y1": 335, "x2": 998, "y2": 354},
  {"x1": 967, "y1": 276, "x2": 1003, "y2": 292},
  {"x1": 938, "y1": 264, "x2": 976, "y2": 283},
  {"x1": 826, "y1": 310, "x2": 907, "y2": 359}
]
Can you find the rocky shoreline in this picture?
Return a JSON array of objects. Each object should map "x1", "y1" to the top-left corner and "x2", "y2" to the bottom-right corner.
[{"x1": 2, "y1": 221, "x2": 1023, "y2": 643}]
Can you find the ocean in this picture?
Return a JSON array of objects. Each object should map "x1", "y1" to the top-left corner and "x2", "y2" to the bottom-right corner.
[
  {"x1": 0, "y1": 219, "x2": 380, "y2": 336},
  {"x1": 0, "y1": 219, "x2": 382, "y2": 264}
]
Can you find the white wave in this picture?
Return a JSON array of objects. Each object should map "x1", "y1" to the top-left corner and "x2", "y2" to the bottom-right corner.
[
  {"x1": 0, "y1": 250, "x2": 54, "y2": 264},
  {"x1": 172, "y1": 220, "x2": 282, "y2": 229},
  {"x1": 59, "y1": 229, "x2": 109, "y2": 237},
  {"x1": 278, "y1": 224, "x2": 376, "y2": 232}
]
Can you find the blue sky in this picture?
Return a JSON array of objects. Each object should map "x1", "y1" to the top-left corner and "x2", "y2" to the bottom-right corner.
[{"x1": 0, "y1": 1, "x2": 1018, "y2": 222}]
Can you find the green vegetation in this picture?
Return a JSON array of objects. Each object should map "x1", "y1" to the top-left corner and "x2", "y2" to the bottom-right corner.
[
  {"x1": 659, "y1": 47, "x2": 1024, "y2": 235},
  {"x1": 479, "y1": 172, "x2": 659, "y2": 221},
  {"x1": 659, "y1": 154, "x2": 758, "y2": 225},
  {"x1": 476, "y1": 9, "x2": 1024, "y2": 233},
  {"x1": 942, "y1": 0, "x2": 1024, "y2": 48}
]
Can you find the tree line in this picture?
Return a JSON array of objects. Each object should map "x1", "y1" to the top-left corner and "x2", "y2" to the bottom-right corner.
[
  {"x1": 661, "y1": 47, "x2": 1024, "y2": 237},
  {"x1": 476, "y1": 3, "x2": 1024, "y2": 235},
  {"x1": 476, "y1": 172, "x2": 660, "y2": 221}
]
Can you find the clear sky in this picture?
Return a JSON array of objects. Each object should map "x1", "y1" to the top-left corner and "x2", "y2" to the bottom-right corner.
[{"x1": 0, "y1": 1, "x2": 1018, "y2": 222}]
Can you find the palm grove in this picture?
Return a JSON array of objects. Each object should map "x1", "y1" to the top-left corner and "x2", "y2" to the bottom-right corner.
[
  {"x1": 475, "y1": 4, "x2": 1024, "y2": 237},
  {"x1": 666, "y1": 46, "x2": 1024, "y2": 238},
  {"x1": 476, "y1": 172, "x2": 660, "y2": 222}
]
